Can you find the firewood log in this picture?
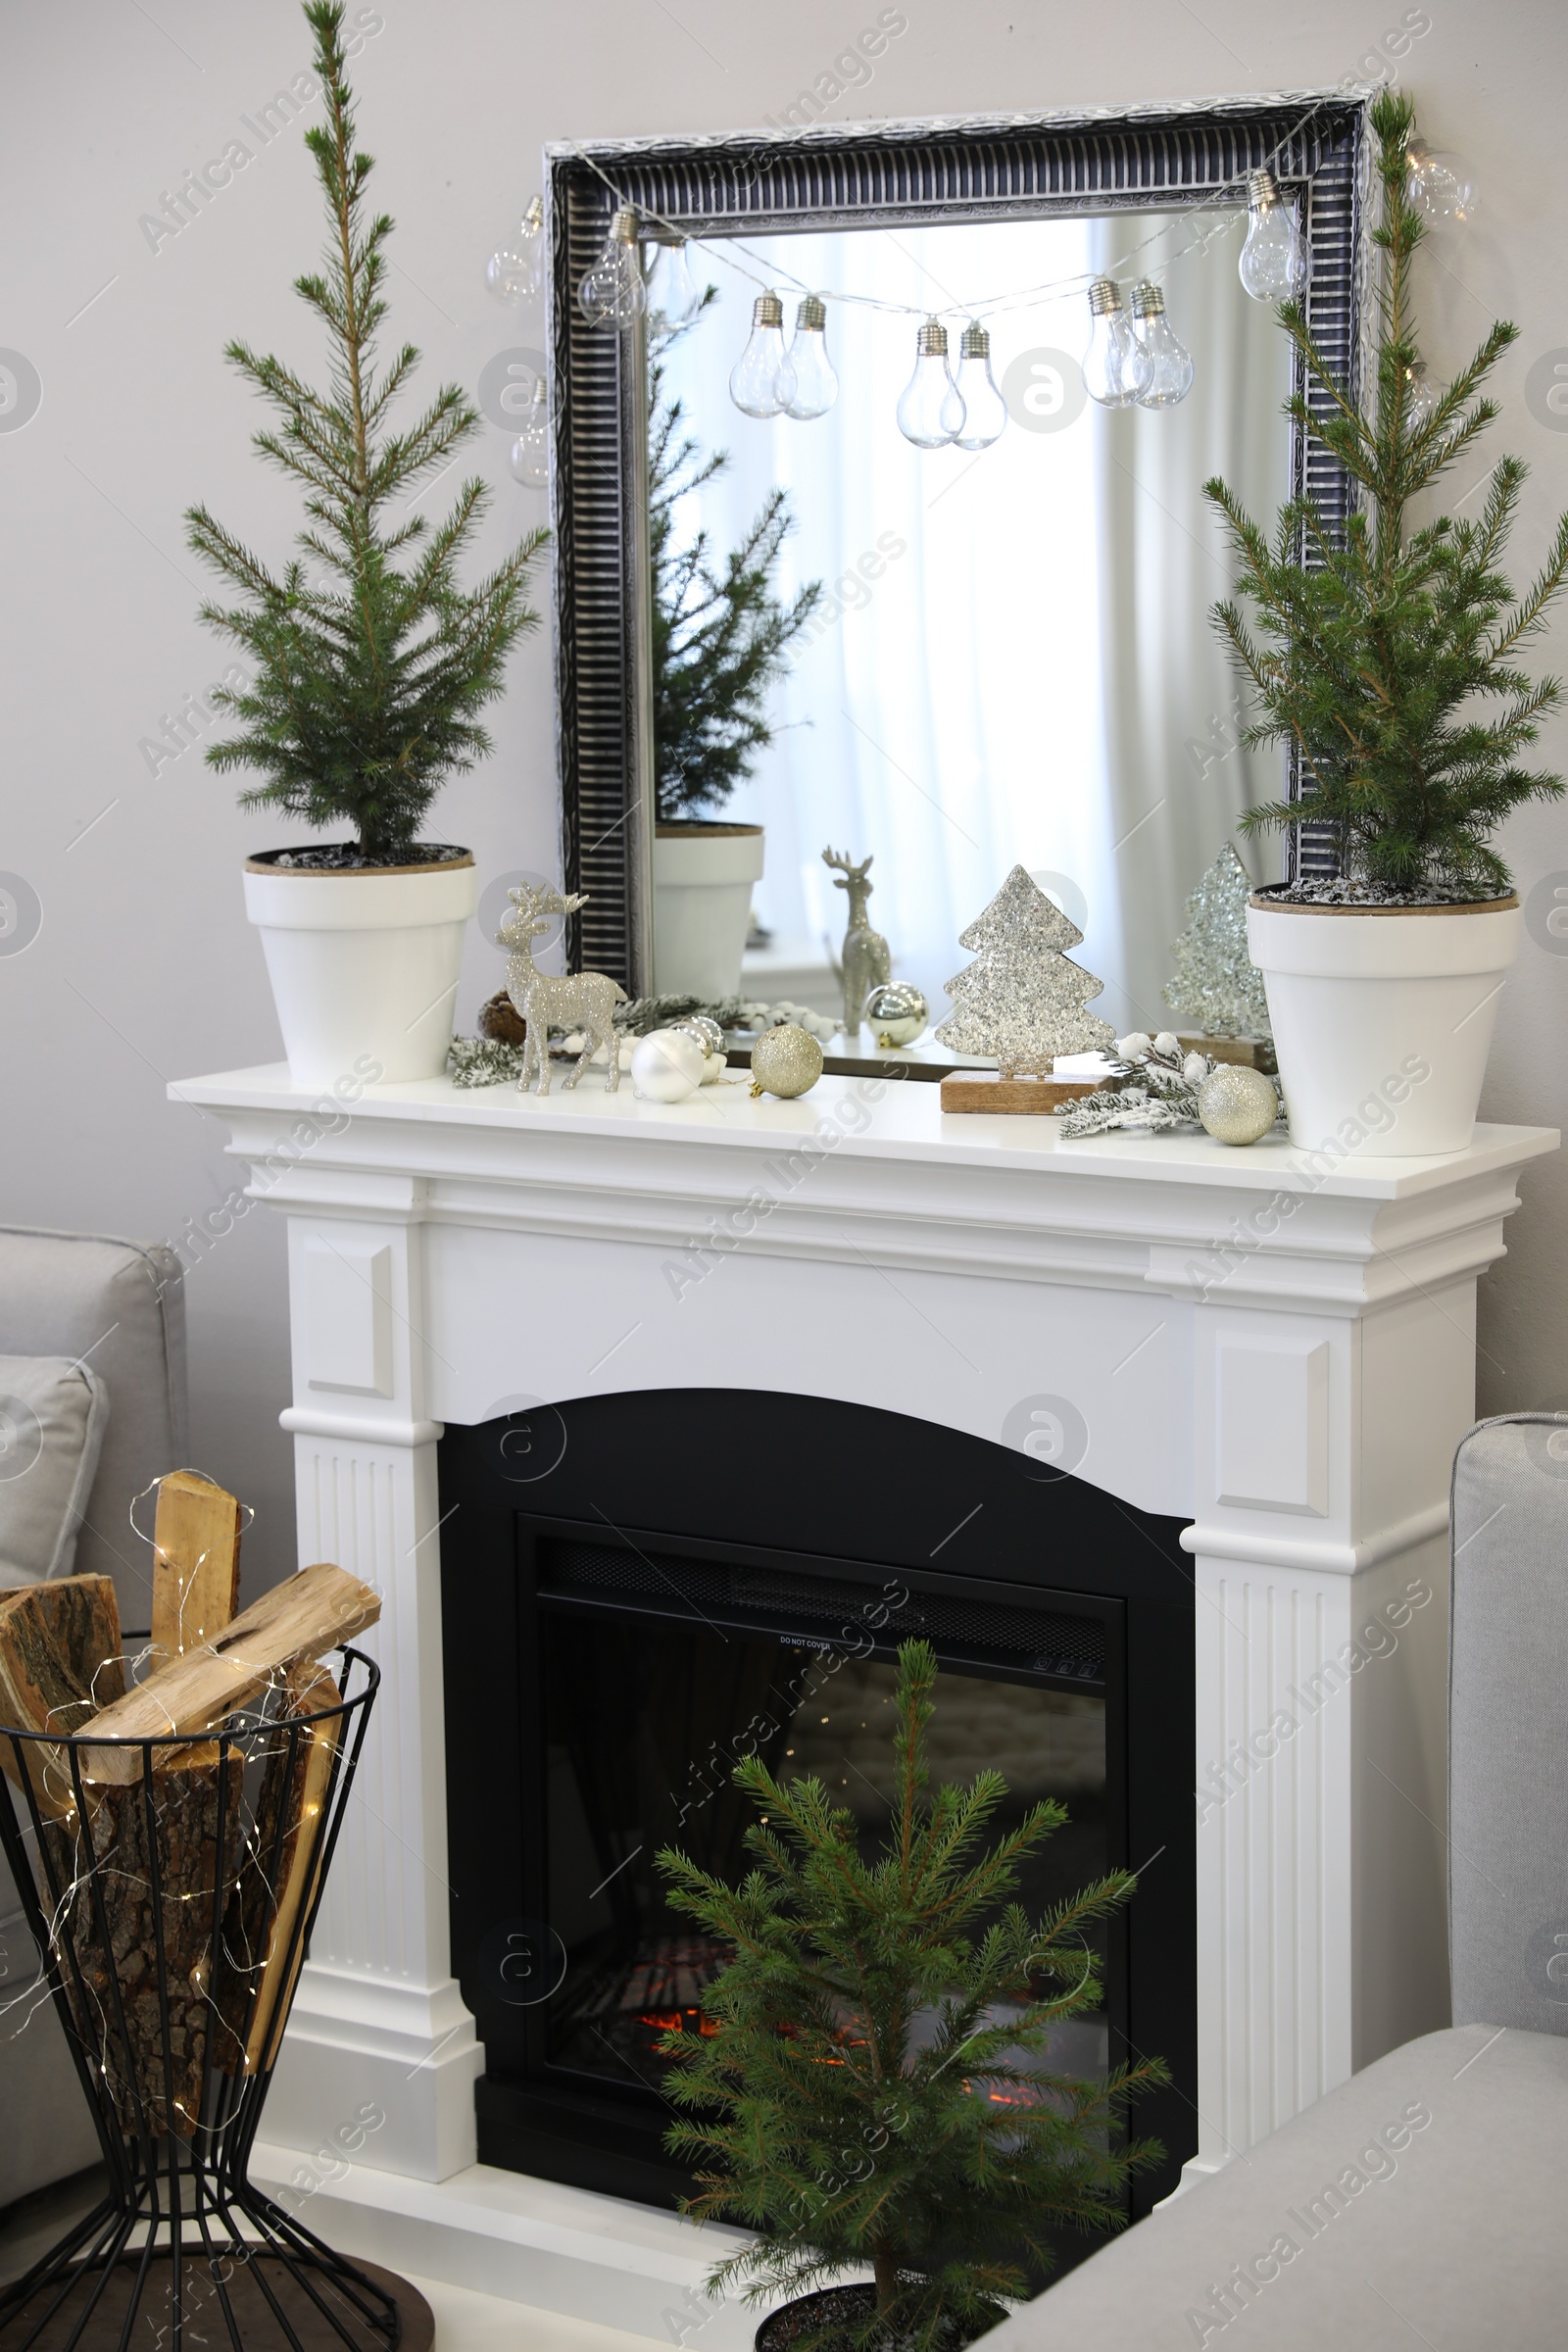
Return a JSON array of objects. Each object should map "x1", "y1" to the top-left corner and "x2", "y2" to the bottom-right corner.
[
  {"x1": 81, "y1": 1562, "x2": 378, "y2": 1785},
  {"x1": 45, "y1": 1746, "x2": 245, "y2": 2138},
  {"x1": 149, "y1": 1471, "x2": 242, "y2": 1663},
  {"x1": 219, "y1": 1659, "x2": 343, "y2": 2075},
  {"x1": 0, "y1": 1577, "x2": 123, "y2": 1822}
]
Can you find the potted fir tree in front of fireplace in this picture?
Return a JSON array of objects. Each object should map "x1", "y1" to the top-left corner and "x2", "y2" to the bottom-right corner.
[
  {"x1": 656, "y1": 1640, "x2": 1166, "y2": 2352},
  {"x1": 188, "y1": 1, "x2": 547, "y2": 1089}
]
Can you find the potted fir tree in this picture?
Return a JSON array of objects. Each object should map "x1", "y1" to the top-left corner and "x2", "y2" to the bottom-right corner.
[
  {"x1": 650, "y1": 318, "x2": 820, "y2": 998},
  {"x1": 189, "y1": 2, "x2": 546, "y2": 1088},
  {"x1": 657, "y1": 1640, "x2": 1166, "y2": 2352},
  {"x1": 1206, "y1": 90, "x2": 1568, "y2": 1154}
]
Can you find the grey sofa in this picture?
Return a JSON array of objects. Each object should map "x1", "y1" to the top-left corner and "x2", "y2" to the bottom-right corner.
[
  {"x1": 0, "y1": 1228, "x2": 187, "y2": 2212},
  {"x1": 992, "y1": 1411, "x2": 1568, "y2": 2350}
]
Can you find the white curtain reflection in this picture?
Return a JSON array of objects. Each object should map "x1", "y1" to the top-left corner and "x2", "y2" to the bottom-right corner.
[{"x1": 656, "y1": 211, "x2": 1289, "y2": 1029}]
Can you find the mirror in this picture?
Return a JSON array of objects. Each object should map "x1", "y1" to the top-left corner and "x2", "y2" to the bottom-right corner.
[
  {"x1": 545, "y1": 99, "x2": 1367, "y2": 1042},
  {"x1": 647, "y1": 209, "x2": 1291, "y2": 1057}
]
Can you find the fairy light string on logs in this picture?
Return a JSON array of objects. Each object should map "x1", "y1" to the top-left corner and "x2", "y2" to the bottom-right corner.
[{"x1": 483, "y1": 106, "x2": 1478, "y2": 466}]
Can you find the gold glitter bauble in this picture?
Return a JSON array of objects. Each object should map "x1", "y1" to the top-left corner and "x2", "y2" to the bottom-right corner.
[
  {"x1": 1198, "y1": 1062, "x2": 1278, "y2": 1146},
  {"x1": 865, "y1": 981, "x2": 928, "y2": 1048},
  {"x1": 749, "y1": 1024, "x2": 824, "y2": 1099}
]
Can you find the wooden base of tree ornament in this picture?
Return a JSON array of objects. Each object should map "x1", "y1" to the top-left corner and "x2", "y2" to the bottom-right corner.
[{"x1": 939, "y1": 1073, "x2": 1111, "y2": 1114}]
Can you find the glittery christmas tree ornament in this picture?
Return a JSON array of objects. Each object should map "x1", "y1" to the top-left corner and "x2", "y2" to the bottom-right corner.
[
  {"x1": 1162, "y1": 844, "x2": 1273, "y2": 1040},
  {"x1": 936, "y1": 866, "x2": 1117, "y2": 1076},
  {"x1": 750, "y1": 1024, "x2": 824, "y2": 1099},
  {"x1": 1197, "y1": 1062, "x2": 1280, "y2": 1145}
]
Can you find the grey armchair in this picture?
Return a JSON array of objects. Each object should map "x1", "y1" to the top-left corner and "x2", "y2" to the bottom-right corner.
[
  {"x1": 991, "y1": 1412, "x2": 1568, "y2": 2350},
  {"x1": 0, "y1": 1228, "x2": 187, "y2": 2212}
]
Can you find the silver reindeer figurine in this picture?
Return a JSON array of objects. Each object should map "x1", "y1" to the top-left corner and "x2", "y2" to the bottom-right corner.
[
  {"x1": 499, "y1": 883, "x2": 628, "y2": 1095},
  {"x1": 823, "y1": 845, "x2": 891, "y2": 1032}
]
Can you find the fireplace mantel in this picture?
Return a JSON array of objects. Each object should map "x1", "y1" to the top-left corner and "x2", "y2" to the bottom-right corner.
[{"x1": 173, "y1": 1059, "x2": 1554, "y2": 2320}]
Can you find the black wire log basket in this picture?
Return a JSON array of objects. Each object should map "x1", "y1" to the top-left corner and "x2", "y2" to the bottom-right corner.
[{"x1": 0, "y1": 1644, "x2": 404, "y2": 2352}]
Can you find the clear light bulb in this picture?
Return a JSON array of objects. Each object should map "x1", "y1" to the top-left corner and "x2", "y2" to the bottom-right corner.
[
  {"x1": 1238, "y1": 170, "x2": 1311, "y2": 302},
  {"x1": 1405, "y1": 138, "x2": 1479, "y2": 222},
  {"x1": 577, "y1": 208, "x2": 646, "y2": 331},
  {"x1": 509, "y1": 378, "x2": 550, "y2": 488},
  {"x1": 1082, "y1": 279, "x2": 1152, "y2": 408},
  {"x1": 486, "y1": 195, "x2": 545, "y2": 306},
  {"x1": 647, "y1": 236, "x2": 702, "y2": 330},
  {"x1": 1130, "y1": 281, "x2": 1195, "y2": 408},
  {"x1": 1402, "y1": 358, "x2": 1441, "y2": 429},
  {"x1": 729, "y1": 292, "x2": 796, "y2": 418},
  {"x1": 896, "y1": 318, "x2": 965, "y2": 448},
  {"x1": 952, "y1": 321, "x2": 1007, "y2": 449},
  {"x1": 784, "y1": 295, "x2": 838, "y2": 419}
]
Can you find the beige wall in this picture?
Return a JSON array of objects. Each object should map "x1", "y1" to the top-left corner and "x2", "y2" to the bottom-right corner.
[{"x1": 4, "y1": 0, "x2": 1564, "y2": 1587}]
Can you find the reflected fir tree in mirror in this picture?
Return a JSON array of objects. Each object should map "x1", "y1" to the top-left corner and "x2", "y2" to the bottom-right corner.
[{"x1": 651, "y1": 296, "x2": 822, "y2": 820}]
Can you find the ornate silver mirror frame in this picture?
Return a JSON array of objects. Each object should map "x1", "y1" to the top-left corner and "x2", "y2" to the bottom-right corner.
[{"x1": 543, "y1": 93, "x2": 1372, "y2": 990}]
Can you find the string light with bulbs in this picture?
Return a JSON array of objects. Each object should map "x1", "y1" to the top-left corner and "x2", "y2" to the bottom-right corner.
[
  {"x1": 647, "y1": 235, "x2": 703, "y2": 330},
  {"x1": 1404, "y1": 137, "x2": 1479, "y2": 222},
  {"x1": 578, "y1": 208, "x2": 647, "y2": 328},
  {"x1": 1082, "y1": 278, "x2": 1152, "y2": 407},
  {"x1": 729, "y1": 292, "x2": 796, "y2": 417},
  {"x1": 1129, "y1": 280, "x2": 1195, "y2": 406},
  {"x1": 481, "y1": 194, "x2": 1268, "y2": 459},
  {"x1": 953, "y1": 322, "x2": 1007, "y2": 448},
  {"x1": 895, "y1": 319, "x2": 965, "y2": 447},
  {"x1": 486, "y1": 102, "x2": 1471, "y2": 474},
  {"x1": 544, "y1": 139, "x2": 1254, "y2": 451},
  {"x1": 1238, "y1": 170, "x2": 1312, "y2": 301},
  {"x1": 1402, "y1": 358, "x2": 1442, "y2": 427},
  {"x1": 486, "y1": 195, "x2": 545, "y2": 306},
  {"x1": 509, "y1": 377, "x2": 550, "y2": 488},
  {"x1": 786, "y1": 295, "x2": 839, "y2": 419}
]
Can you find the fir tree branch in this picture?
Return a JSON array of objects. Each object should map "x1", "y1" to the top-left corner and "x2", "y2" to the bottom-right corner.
[
  {"x1": 1201, "y1": 89, "x2": 1568, "y2": 891},
  {"x1": 187, "y1": 5, "x2": 546, "y2": 859}
]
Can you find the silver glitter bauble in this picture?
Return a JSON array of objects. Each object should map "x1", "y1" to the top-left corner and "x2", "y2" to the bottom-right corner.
[
  {"x1": 672, "y1": 1013, "x2": 726, "y2": 1061},
  {"x1": 749, "y1": 1023, "x2": 824, "y2": 1099},
  {"x1": 1198, "y1": 1062, "x2": 1279, "y2": 1146},
  {"x1": 865, "y1": 981, "x2": 928, "y2": 1048}
]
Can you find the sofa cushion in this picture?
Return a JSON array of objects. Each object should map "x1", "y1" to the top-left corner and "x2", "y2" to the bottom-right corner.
[
  {"x1": 989, "y1": 2025, "x2": 1568, "y2": 2349},
  {"x1": 0, "y1": 1228, "x2": 186, "y2": 1619},
  {"x1": 0, "y1": 1355, "x2": 109, "y2": 1584},
  {"x1": 1449, "y1": 1413, "x2": 1568, "y2": 2034},
  {"x1": 0, "y1": 1838, "x2": 103, "y2": 2207}
]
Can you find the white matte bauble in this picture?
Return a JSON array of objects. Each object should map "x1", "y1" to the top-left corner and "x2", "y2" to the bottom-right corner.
[
  {"x1": 631, "y1": 1028, "x2": 706, "y2": 1102},
  {"x1": 1198, "y1": 1062, "x2": 1279, "y2": 1146}
]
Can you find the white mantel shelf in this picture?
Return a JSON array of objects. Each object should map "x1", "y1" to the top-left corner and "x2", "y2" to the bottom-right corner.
[
  {"x1": 175, "y1": 1054, "x2": 1551, "y2": 1193},
  {"x1": 174, "y1": 1060, "x2": 1554, "y2": 2328}
]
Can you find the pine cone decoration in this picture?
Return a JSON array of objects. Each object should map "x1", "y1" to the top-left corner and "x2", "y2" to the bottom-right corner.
[{"x1": 479, "y1": 991, "x2": 527, "y2": 1045}]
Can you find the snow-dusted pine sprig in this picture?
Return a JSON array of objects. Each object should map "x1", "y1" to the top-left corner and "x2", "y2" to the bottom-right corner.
[
  {"x1": 448, "y1": 1036, "x2": 526, "y2": 1088},
  {"x1": 1057, "y1": 1031, "x2": 1214, "y2": 1139}
]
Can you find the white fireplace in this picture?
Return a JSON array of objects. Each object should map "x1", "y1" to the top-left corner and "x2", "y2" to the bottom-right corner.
[{"x1": 174, "y1": 1056, "x2": 1554, "y2": 2328}]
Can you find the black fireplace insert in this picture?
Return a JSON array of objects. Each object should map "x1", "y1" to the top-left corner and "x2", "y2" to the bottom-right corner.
[{"x1": 440, "y1": 1390, "x2": 1196, "y2": 2231}]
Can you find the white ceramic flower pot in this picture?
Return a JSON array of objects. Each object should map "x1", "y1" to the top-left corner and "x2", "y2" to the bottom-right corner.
[
  {"x1": 652, "y1": 823, "x2": 764, "y2": 1000},
  {"x1": 1246, "y1": 892, "x2": 1522, "y2": 1156},
  {"x1": 243, "y1": 853, "x2": 476, "y2": 1089}
]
